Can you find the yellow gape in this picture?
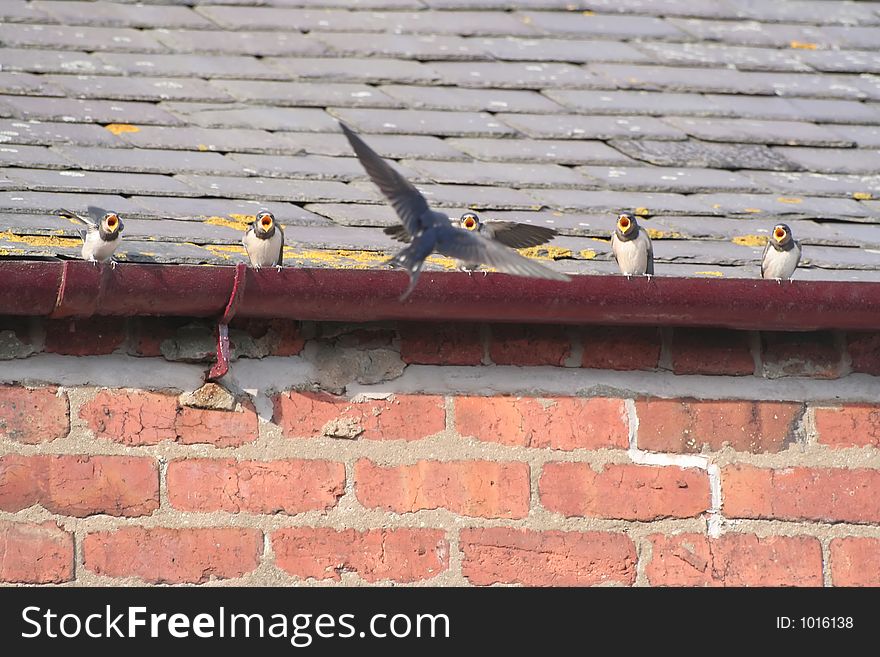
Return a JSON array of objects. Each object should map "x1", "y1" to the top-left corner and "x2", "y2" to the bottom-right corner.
[
  {"x1": 462, "y1": 214, "x2": 478, "y2": 230},
  {"x1": 774, "y1": 226, "x2": 787, "y2": 242},
  {"x1": 104, "y1": 214, "x2": 120, "y2": 233},
  {"x1": 618, "y1": 215, "x2": 631, "y2": 232}
]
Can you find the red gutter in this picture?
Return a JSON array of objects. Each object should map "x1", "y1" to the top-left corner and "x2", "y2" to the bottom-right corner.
[{"x1": 2, "y1": 260, "x2": 880, "y2": 331}]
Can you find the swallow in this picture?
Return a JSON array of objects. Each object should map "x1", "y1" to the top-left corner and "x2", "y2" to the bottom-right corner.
[
  {"x1": 339, "y1": 122, "x2": 570, "y2": 300},
  {"x1": 761, "y1": 223, "x2": 801, "y2": 283},
  {"x1": 242, "y1": 210, "x2": 284, "y2": 270},
  {"x1": 58, "y1": 206, "x2": 124, "y2": 267},
  {"x1": 611, "y1": 212, "x2": 653, "y2": 278},
  {"x1": 385, "y1": 211, "x2": 558, "y2": 275}
]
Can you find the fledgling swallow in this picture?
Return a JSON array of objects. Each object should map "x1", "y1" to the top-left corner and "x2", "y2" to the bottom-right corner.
[
  {"x1": 761, "y1": 223, "x2": 801, "y2": 283},
  {"x1": 340, "y1": 122, "x2": 570, "y2": 300},
  {"x1": 611, "y1": 212, "x2": 653, "y2": 278},
  {"x1": 385, "y1": 211, "x2": 558, "y2": 275},
  {"x1": 242, "y1": 210, "x2": 284, "y2": 270},
  {"x1": 58, "y1": 206, "x2": 124, "y2": 267}
]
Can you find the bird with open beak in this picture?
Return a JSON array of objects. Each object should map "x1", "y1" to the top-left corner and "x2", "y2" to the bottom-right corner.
[
  {"x1": 611, "y1": 212, "x2": 653, "y2": 278},
  {"x1": 761, "y1": 223, "x2": 801, "y2": 283},
  {"x1": 58, "y1": 206, "x2": 124, "y2": 267},
  {"x1": 242, "y1": 210, "x2": 284, "y2": 270}
]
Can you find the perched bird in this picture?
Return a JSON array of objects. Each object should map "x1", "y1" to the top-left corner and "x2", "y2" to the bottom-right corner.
[
  {"x1": 611, "y1": 212, "x2": 653, "y2": 278},
  {"x1": 384, "y1": 211, "x2": 558, "y2": 274},
  {"x1": 58, "y1": 206, "x2": 124, "y2": 267},
  {"x1": 242, "y1": 211, "x2": 284, "y2": 270},
  {"x1": 339, "y1": 122, "x2": 569, "y2": 300},
  {"x1": 761, "y1": 223, "x2": 801, "y2": 283}
]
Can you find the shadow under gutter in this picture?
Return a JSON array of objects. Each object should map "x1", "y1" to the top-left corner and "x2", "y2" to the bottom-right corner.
[{"x1": 3, "y1": 260, "x2": 880, "y2": 377}]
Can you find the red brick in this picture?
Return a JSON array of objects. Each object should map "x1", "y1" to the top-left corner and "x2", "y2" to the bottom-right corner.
[
  {"x1": 175, "y1": 403, "x2": 259, "y2": 447},
  {"x1": 723, "y1": 465, "x2": 880, "y2": 523},
  {"x1": 647, "y1": 533, "x2": 822, "y2": 586},
  {"x1": 671, "y1": 328, "x2": 754, "y2": 375},
  {"x1": 489, "y1": 324, "x2": 570, "y2": 366},
  {"x1": 830, "y1": 538, "x2": 880, "y2": 586},
  {"x1": 127, "y1": 317, "x2": 185, "y2": 358},
  {"x1": 761, "y1": 331, "x2": 842, "y2": 378},
  {"x1": 355, "y1": 459, "x2": 530, "y2": 519},
  {"x1": 272, "y1": 528, "x2": 448, "y2": 582},
  {"x1": 399, "y1": 322, "x2": 483, "y2": 365},
  {"x1": 0, "y1": 386, "x2": 69, "y2": 444},
  {"x1": 273, "y1": 391, "x2": 445, "y2": 441},
  {"x1": 45, "y1": 316, "x2": 127, "y2": 355},
  {"x1": 455, "y1": 396, "x2": 628, "y2": 450},
  {"x1": 168, "y1": 459, "x2": 345, "y2": 514},
  {"x1": 83, "y1": 527, "x2": 261, "y2": 583},
  {"x1": 80, "y1": 389, "x2": 177, "y2": 445},
  {"x1": 814, "y1": 405, "x2": 880, "y2": 448},
  {"x1": 847, "y1": 332, "x2": 880, "y2": 375},
  {"x1": 581, "y1": 326, "x2": 660, "y2": 371},
  {"x1": 540, "y1": 463, "x2": 710, "y2": 520},
  {"x1": 0, "y1": 454, "x2": 158, "y2": 517},
  {"x1": 636, "y1": 398, "x2": 801, "y2": 453},
  {"x1": 0, "y1": 521, "x2": 73, "y2": 584},
  {"x1": 461, "y1": 528, "x2": 636, "y2": 586},
  {"x1": 80, "y1": 389, "x2": 257, "y2": 447},
  {"x1": 229, "y1": 318, "x2": 305, "y2": 356}
]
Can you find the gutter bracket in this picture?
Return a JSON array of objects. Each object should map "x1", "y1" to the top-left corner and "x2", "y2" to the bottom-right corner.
[
  {"x1": 51, "y1": 260, "x2": 106, "y2": 318},
  {"x1": 207, "y1": 262, "x2": 248, "y2": 382}
]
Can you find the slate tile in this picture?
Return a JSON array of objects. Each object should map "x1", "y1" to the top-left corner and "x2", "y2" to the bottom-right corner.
[
  {"x1": 328, "y1": 108, "x2": 515, "y2": 137},
  {"x1": 429, "y1": 61, "x2": 602, "y2": 89},
  {"x1": 0, "y1": 191, "x2": 143, "y2": 216},
  {"x1": 0, "y1": 2, "x2": 52, "y2": 22},
  {"x1": 819, "y1": 26, "x2": 880, "y2": 50},
  {"x1": 742, "y1": 171, "x2": 880, "y2": 198},
  {"x1": 277, "y1": 225, "x2": 403, "y2": 251},
  {"x1": 0, "y1": 144, "x2": 72, "y2": 169},
  {"x1": 214, "y1": 80, "x2": 402, "y2": 108},
  {"x1": 315, "y1": 32, "x2": 489, "y2": 60},
  {"x1": 520, "y1": 11, "x2": 686, "y2": 39},
  {"x1": 663, "y1": 117, "x2": 854, "y2": 147},
  {"x1": 0, "y1": 49, "x2": 114, "y2": 76},
  {"x1": 801, "y1": 245, "x2": 880, "y2": 271},
  {"x1": 821, "y1": 222, "x2": 880, "y2": 249},
  {"x1": 352, "y1": 181, "x2": 541, "y2": 209},
  {"x1": 446, "y1": 137, "x2": 636, "y2": 165},
  {"x1": 772, "y1": 147, "x2": 880, "y2": 175},
  {"x1": 577, "y1": 165, "x2": 767, "y2": 193},
  {"x1": 471, "y1": 37, "x2": 650, "y2": 64},
  {"x1": 700, "y1": 93, "x2": 804, "y2": 120},
  {"x1": 3, "y1": 168, "x2": 200, "y2": 197},
  {"x1": 634, "y1": 42, "x2": 811, "y2": 72},
  {"x1": 265, "y1": 57, "x2": 440, "y2": 84},
  {"x1": 544, "y1": 89, "x2": 726, "y2": 117},
  {"x1": 0, "y1": 72, "x2": 64, "y2": 97},
  {"x1": 826, "y1": 124, "x2": 880, "y2": 149},
  {"x1": 195, "y1": 6, "x2": 388, "y2": 31},
  {"x1": 726, "y1": 0, "x2": 880, "y2": 26},
  {"x1": 130, "y1": 196, "x2": 331, "y2": 226},
  {"x1": 33, "y1": 1, "x2": 215, "y2": 29},
  {"x1": 647, "y1": 239, "x2": 764, "y2": 267},
  {"x1": 155, "y1": 30, "x2": 327, "y2": 56},
  {"x1": 227, "y1": 153, "x2": 420, "y2": 181},
  {"x1": 0, "y1": 119, "x2": 124, "y2": 148},
  {"x1": 654, "y1": 216, "x2": 839, "y2": 245},
  {"x1": 403, "y1": 159, "x2": 591, "y2": 188},
  {"x1": 691, "y1": 193, "x2": 869, "y2": 218},
  {"x1": 380, "y1": 85, "x2": 564, "y2": 113},
  {"x1": 609, "y1": 139, "x2": 802, "y2": 171},
  {"x1": 282, "y1": 132, "x2": 469, "y2": 160},
  {"x1": 578, "y1": 0, "x2": 742, "y2": 19},
  {"x1": 0, "y1": 95, "x2": 185, "y2": 126},
  {"x1": 704, "y1": 94, "x2": 880, "y2": 124},
  {"x1": 176, "y1": 174, "x2": 380, "y2": 202},
  {"x1": 107, "y1": 217, "x2": 244, "y2": 245},
  {"x1": 847, "y1": 76, "x2": 880, "y2": 102},
  {"x1": 274, "y1": 0, "x2": 424, "y2": 7},
  {"x1": 44, "y1": 75, "x2": 236, "y2": 103},
  {"x1": 524, "y1": 189, "x2": 712, "y2": 214},
  {"x1": 54, "y1": 146, "x2": 246, "y2": 176},
  {"x1": 93, "y1": 53, "x2": 282, "y2": 80},
  {"x1": 794, "y1": 49, "x2": 880, "y2": 74},
  {"x1": 179, "y1": 106, "x2": 340, "y2": 132},
  {"x1": 0, "y1": 24, "x2": 167, "y2": 52},
  {"x1": 304, "y1": 202, "x2": 402, "y2": 227},
  {"x1": 390, "y1": 11, "x2": 541, "y2": 36},
  {"x1": 668, "y1": 18, "x2": 830, "y2": 48},
  {"x1": 496, "y1": 114, "x2": 687, "y2": 140},
  {"x1": 116, "y1": 125, "x2": 305, "y2": 155}
]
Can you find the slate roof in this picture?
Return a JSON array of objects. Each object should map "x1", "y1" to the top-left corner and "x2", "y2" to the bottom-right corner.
[{"x1": 2, "y1": 0, "x2": 880, "y2": 281}]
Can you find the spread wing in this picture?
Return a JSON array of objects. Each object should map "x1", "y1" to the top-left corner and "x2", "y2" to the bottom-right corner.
[
  {"x1": 481, "y1": 222, "x2": 557, "y2": 249},
  {"x1": 339, "y1": 122, "x2": 430, "y2": 239},
  {"x1": 57, "y1": 207, "x2": 96, "y2": 229},
  {"x1": 436, "y1": 228, "x2": 570, "y2": 282},
  {"x1": 383, "y1": 225, "x2": 412, "y2": 243}
]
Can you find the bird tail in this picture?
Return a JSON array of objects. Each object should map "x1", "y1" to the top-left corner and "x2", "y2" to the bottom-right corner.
[
  {"x1": 386, "y1": 245, "x2": 425, "y2": 301},
  {"x1": 56, "y1": 208, "x2": 95, "y2": 228}
]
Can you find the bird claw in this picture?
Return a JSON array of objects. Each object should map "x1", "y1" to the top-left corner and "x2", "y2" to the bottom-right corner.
[
  {"x1": 275, "y1": 265, "x2": 283, "y2": 272},
  {"x1": 645, "y1": 273, "x2": 653, "y2": 282},
  {"x1": 775, "y1": 278, "x2": 782, "y2": 285},
  {"x1": 482, "y1": 270, "x2": 488, "y2": 278},
  {"x1": 110, "y1": 259, "x2": 118, "y2": 270}
]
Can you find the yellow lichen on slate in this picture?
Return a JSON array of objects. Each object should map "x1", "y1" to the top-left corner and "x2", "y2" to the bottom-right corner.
[
  {"x1": 0, "y1": 231, "x2": 81, "y2": 248},
  {"x1": 790, "y1": 41, "x2": 818, "y2": 49},
  {"x1": 634, "y1": 207, "x2": 650, "y2": 216},
  {"x1": 853, "y1": 192, "x2": 872, "y2": 200},
  {"x1": 204, "y1": 215, "x2": 252, "y2": 231},
  {"x1": 518, "y1": 245, "x2": 572, "y2": 260},
  {"x1": 647, "y1": 228, "x2": 684, "y2": 239},
  {"x1": 579, "y1": 249, "x2": 597, "y2": 259},
  {"x1": 776, "y1": 197, "x2": 803, "y2": 204},
  {"x1": 733, "y1": 235, "x2": 769, "y2": 247},
  {"x1": 695, "y1": 271, "x2": 724, "y2": 277},
  {"x1": 104, "y1": 124, "x2": 140, "y2": 135}
]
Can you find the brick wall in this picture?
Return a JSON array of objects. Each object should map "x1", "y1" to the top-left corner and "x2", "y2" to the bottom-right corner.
[{"x1": 1, "y1": 315, "x2": 879, "y2": 586}]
